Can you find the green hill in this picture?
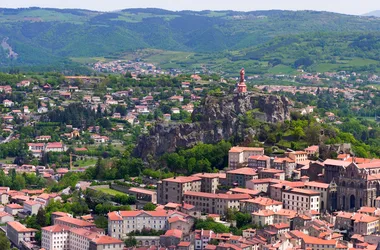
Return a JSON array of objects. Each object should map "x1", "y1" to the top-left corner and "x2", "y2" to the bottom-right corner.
[{"x1": 2, "y1": 7, "x2": 380, "y2": 72}]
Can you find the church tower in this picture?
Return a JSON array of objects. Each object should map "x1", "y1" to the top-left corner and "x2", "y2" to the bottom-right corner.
[{"x1": 237, "y1": 68, "x2": 247, "y2": 93}]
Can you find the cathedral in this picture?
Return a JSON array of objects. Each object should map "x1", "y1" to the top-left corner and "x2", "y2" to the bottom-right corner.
[{"x1": 337, "y1": 162, "x2": 380, "y2": 211}]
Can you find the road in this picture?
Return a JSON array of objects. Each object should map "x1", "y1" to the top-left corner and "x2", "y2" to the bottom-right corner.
[{"x1": 0, "y1": 132, "x2": 13, "y2": 144}]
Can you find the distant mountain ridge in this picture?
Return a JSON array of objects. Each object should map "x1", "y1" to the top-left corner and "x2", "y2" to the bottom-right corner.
[
  {"x1": 363, "y1": 10, "x2": 380, "y2": 17},
  {"x1": 1, "y1": 7, "x2": 380, "y2": 71}
]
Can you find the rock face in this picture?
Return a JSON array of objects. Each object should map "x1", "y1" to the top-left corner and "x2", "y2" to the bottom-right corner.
[{"x1": 134, "y1": 92, "x2": 290, "y2": 159}]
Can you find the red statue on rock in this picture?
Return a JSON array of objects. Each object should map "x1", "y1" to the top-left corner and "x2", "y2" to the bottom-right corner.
[{"x1": 237, "y1": 68, "x2": 247, "y2": 93}]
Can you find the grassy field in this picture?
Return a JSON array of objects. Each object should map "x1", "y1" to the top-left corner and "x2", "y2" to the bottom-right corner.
[
  {"x1": 94, "y1": 187, "x2": 126, "y2": 196},
  {"x1": 73, "y1": 158, "x2": 97, "y2": 168},
  {"x1": 0, "y1": 157, "x2": 15, "y2": 164}
]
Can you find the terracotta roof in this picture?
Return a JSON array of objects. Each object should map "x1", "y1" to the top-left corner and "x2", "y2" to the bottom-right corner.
[
  {"x1": 242, "y1": 197, "x2": 282, "y2": 206},
  {"x1": 248, "y1": 155, "x2": 270, "y2": 160},
  {"x1": 55, "y1": 216, "x2": 95, "y2": 227},
  {"x1": 323, "y1": 159, "x2": 351, "y2": 167},
  {"x1": 282, "y1": 188, "x2": 319, "y2": 196},
  {"x1": 70, "y1": 228, "x2": 99, "y2": 240},
  {"x1": 0, "y1": 211, "x2": 12, "y2": 218},
  {"x1": 164, "y1": 229, "x2": 183, "y2": 238},
  {"x1": 193, "y1": 173, "x2": 226, "y2": 179},
  {"x1": 128, "y1": 187, "x2": 156, "y2": 196},
  {"x1": 6, "y1": 203, "x2": 23, "y2": 209},
  {"x1": 162, "y1": 176, "x2": 201, "y2": 183},
  {"x1": 275, "y1": 209, "x2": 297, "y2": 218},
  {"x1": 184, "y1": 191, "x2": 251, "y2": 200},
  {"x1": 259, "y1": 169, "x2": 284, "y2": 174},
  {"x1": 227, "y1": 167, "x2": 258, "y2": 176},
  {"x1": 357, "y1": 162, "x2": 380, "y2": 169},
  {"x1": 252, "y1": 209, "x2": 274, "y2": 217},
  {"x1": 229, "y1": 147, "x2": 264, "y2": 153},
  {"x1": 229, "y1": 187, "x2": 261, "y2": 196},
  {"x1": 304, "y1": 181, "x2": 329, "y2": 189},
  {"x1": 7, "y1": 221, "x2": 37, "y2": 233},
  {"x1": 42, "y1": 224, "x2": 71, "y2": 233},
  {"x1": 177, "y1": 242, "x2": 191, "y2": 247},
  {"x1": 91, "y1": 235, "x2": 123, "y2": 245}
]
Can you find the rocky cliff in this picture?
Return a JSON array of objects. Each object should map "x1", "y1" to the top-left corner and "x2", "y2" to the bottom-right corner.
[{"x1": 134, "y1": 92, "x2": 290, "y2": 159}]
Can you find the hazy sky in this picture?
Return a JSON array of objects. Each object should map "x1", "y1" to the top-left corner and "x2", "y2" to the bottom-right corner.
[{"x1": 0, "y1": 0, "x2": 379, "y2": 15}]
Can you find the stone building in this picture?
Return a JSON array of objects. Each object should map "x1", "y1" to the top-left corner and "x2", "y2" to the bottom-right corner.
[{"x1": 337, "y1": 162, "x2": 380, "y2": 211}]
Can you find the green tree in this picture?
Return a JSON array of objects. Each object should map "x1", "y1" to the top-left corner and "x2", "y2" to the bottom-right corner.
[
  {"x1": 143, "y1": 203, "x2": 156, "y2": 211},
  {"x1": 0, "y1": 232, "x2": 10, "y2": 250},
  {"x1": 36, "y1": 208, "x2": 47, "y2": 227},
  {"x1": 124, "y1": 236, "x2": 137, "y2": 247}
]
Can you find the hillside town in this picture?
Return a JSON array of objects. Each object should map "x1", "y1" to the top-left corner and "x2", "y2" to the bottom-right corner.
[{"x1": 0, "y1": 67, "x2": 378, "y2": 250}]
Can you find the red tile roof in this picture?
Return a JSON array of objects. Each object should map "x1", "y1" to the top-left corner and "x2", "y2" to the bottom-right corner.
[
  {"x1": 7, "y1": 221, "x2": 37, "y2": 233},
  {"x1": 42, "y1": 224, "x2": 71, "y2": 233},
  {"x1": 162, "y1": 176, "x2": 201, "y2": 183},
  {"x1": 91, "y1": 235, "x2": 123, "y2": 245}
]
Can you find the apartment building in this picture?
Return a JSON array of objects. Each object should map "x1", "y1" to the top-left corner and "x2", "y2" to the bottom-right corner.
[
  {"x1": 194, "y1": 229, "x2": 214, "y2": 250},
  {"x1": 226, "y1": 168, "x2": 258, "y2": 187},
  {"x1": 183, "y1": 191, "x2": 251, "y2": 215},
  {"x1": 108, "y1": 210, "x2": 170, "y2": 239},
  {"x1": 7, "y1": 221, "x2": 37, "y2": 248},
  {"x1": 42, "y1": 225, "x2": 124, "y2": 250},
  {"x1": 258, "y1": 169, "x2": 285, "y2": 180},
  {"x1": 228, "y1": 147, "x2": 264, "y2": 169},
  {"x1": 41, "y1": 224, "x2": 71, "y2": 250},
  {"x1": 272, "y1": 158, "x2": 296, "y2": 179},
  {"x1": 245, "y1": 178, "x2": 281, "y2": 193},
  {"x1": 304, "y1": 181, "x2": 330, "y2": 212},
  {"x1": 5, "y1": 203, "x2": 23, "y2": 215},
  {"x1": 23, "y1": 200, "x2": 43, "y2": 215},
  {"x1": 248, "y1": 155, "x2": 270, "y2": 169},
  {"x1": 287, "y1": 151, "x2": 308, "y2": 163},
  {"x1": 273, "y1": 209, "x2": 297, "y2": 224},
  {"x1": 192, "y1": 173, "x2": 226, "y2": 194},
  {"x1": 54, "y1": 216, "x2": 96, "y2": 229},
  {"x1": 353, "y1": 214, "x2": 380, "y2": 235},
  {"x1": 239, "y1": 197, "x2": 283, "y2": 213},
  {"x1": 282, "y1": 188, "x2": 320, "y2": 213},
  {"x1": 251, "y1": 210, "x2": 274, "y2": 226},
  {"x1": 157, "y1": 176, "x2": 202, "y2": 204}
]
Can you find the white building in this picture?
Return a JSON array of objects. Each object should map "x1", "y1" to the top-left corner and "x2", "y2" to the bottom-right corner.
[
  {"x1": 228, "y1": 147, "x2": 264, "y2": 169},
  {"x1": 108, "y1": 210, "x2": 170, "y2": 239},
  {"x1": 41, "y1": 224, "x2": 71, "y2": 250},
  {"x1": 282, "y1": 188, "x2": 320, "y2": 213}
]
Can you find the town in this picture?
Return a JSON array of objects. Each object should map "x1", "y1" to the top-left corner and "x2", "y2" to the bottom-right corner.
[{"x1": 0, "y1": 65, "x2": 378, "y2": 250}]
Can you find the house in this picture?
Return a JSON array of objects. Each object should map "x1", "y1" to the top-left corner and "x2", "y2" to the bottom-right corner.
[
  {"x1": 3, "y1": 99, "x2": 14, "y2": 107},
  {"x1": 164, "y1": 114, "x2": 171, "y2": 121},
  {"x1": 0, "y1": 85, "x2": 12, "y2": 93},
  {"x1": 45, "y1": 142, "x2": 65, "y2": 152},
  {"x1": 3, "y1": 116, "x2": 14, "y2": 123},
  {"x1": 0, "y1": 211, "x2": 14, "y2": 223},
  {"x1": 5, "y1": 203, "x2": 23, "y2": 215},
  {"x1": 23, "y1": 200, "x2": 43, "y2": 215},
  {"x1": 305, "y1": 145, "x2": 319, "y2": 158},
  {"x1": 181, "y1": 82, "x2": 190, "y2": 88},
  {"x1": 91, "y1": 134, "x2": 109, "y2": 143},
  {"x1": 6, "y1": 221, "x2": 37, "y2": 248},
  {"x1": 23, "y1": 106, "x2": 30, "y2": 114},
  {"x1": 17, "y1": 80, "x2": 31, "y2": 88},
  {"x1": 38, "y1": 106, "x2": 48, "y2": 113},
  {"x1": 195, "y1": 229, "x2": 214, "y2": 250},
  {"x1": 169, "y1": 96, "x2": 184, "y2": 102}
]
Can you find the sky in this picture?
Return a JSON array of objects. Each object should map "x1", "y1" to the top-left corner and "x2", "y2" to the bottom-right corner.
[{"x1": 0, "y1": 0, "x2": 379, "y2": 15}]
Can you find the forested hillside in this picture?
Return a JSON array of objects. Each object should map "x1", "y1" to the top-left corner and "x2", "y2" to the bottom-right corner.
[{"x1": 1, "y1": 7, "x2": 380, "y2": 71}]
